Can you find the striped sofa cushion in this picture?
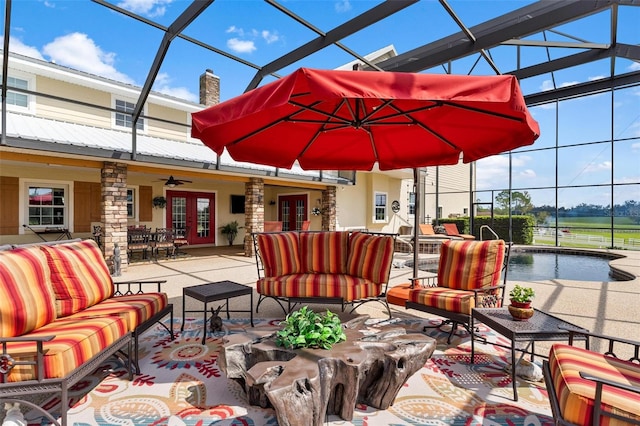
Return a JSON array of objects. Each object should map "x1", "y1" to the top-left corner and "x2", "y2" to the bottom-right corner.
[
  {"x1": 438, "y1": 239, "x2": 505, "y2": 291},
  {"x1": 72, "y1": 292, "x2": 168, "y2": 332},
  {"x1": 548, "y1": 343, "x2": 640, "y2": 425},
  {"x1": 257, "y1": 232, "x2": 301, "y2": 277},
  {"x1": 40, "y1": 239, "x2": 114, "y2": 317},
  {"x1": 0, "y1": 246, "x2": 57, "y2": 337},
  {"x1": 346, "y1": 233, "x2": 394, "y2": 284},
  {"x1": 299, "y1": 231, "x2": 348, "y2": 274},
  {"x1": 408, "y1": 287, "x2": 476, "y2": 314},
  {"x1": 257, "y1": 274, "x2": 381, "y2": 302},
  {"x1": 1, "y1": 315, "x2": 127, "y2": 382}
]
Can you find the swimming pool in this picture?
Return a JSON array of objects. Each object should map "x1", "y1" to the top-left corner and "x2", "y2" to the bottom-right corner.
[
  {"x1": 410, "y1": 249, "x2": 624, "y2": 282},
  {"x1": 507, "y1": 250, "x2": 619, "y2": 282}
]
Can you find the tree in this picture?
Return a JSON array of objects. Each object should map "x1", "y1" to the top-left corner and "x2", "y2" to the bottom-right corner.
[{"x1": 495, "y1": 190, "x2": 534, "y2": 215}]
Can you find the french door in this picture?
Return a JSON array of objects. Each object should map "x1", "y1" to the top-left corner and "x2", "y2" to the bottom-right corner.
[
  {"x1": 166, "y1": 191, "x2": 215, "y2": 245},
  {"x1": 278, "y1": 195, "x2": 307, "y2": 231}
]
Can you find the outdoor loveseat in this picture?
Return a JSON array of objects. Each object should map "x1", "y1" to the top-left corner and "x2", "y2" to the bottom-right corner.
[
  {"x1": 0, "y1": 239, "x2": 173, "y2": 425},
  {"x1": 252, "y1": 230, "x2": 396, "y2": 317}
]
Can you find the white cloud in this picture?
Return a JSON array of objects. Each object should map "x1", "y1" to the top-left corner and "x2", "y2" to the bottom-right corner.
[
  {"x1": 227, "y1": 38, "x2": 256, "y2": 54},
  {"x1": 584, "y1": 161, "x2": 612, "y2": 173},
  {"x1": 335, "y1": 0, "x2": 352, "y2": 13},
  {"x1": 628, "y1": 61, "x2": 640, "y2": 71},
  {"x1": 42, "y1": 32, "x2": 134, "y2": 84},
  {"x1": 540, "y1": 79, "x2": 580, "y2": 92},
  {"x1": 226, "y1": 26, "x2": 243, "y2": 36},
  {"x1": 262, "y1": 30, "x2": 280, "y2": 44},
  {"x1": 632, "y1": 142, "x2": 640, "y2": 151},
  {"x1": 153, "y1": 72, "x2": 197, "y2": 102},
  {"x1": 116, "y1": 0, "x2": 171, "y2": 18},
  {"x1": 1, "y1": 37, "x2": 44, "y2": 60},
  {"x1": 518, "y1": 169, "x2": 537, "y2": 179}
]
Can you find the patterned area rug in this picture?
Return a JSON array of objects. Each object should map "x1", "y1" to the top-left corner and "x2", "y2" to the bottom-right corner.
[{"x1": 28, "y1": 317, "x2": 554, "y2": 425}]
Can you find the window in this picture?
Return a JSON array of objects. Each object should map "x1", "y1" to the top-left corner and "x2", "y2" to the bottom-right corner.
[
  {"x1": 374, "y1": 192, "x2": 387, "y2": 222},
  {"x1": 28, "y1": 186, "x2": 66, "y2": 226},
  {"x1": 115, "y1": 99, "x2": 144, "y2": 130},
  {"x1": 408, "y1": 192, "x2": 416, "y2": 216},
  {"x1": 6, "y1": 77, "x2": 28, "y2": 107},
  {"x1": 127, "y1": 188, "x2": 136, "y2": 218}
]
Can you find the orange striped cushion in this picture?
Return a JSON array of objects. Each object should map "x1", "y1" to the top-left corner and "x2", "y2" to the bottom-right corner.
[
  {"x1": 300, "y1": 231, "x2": 349, "y2": 274},
  {"x1": 438, "y1": 239, "x2": 504, "y2": 291},
  {"x1": 408, "y1": 287, "x2": 475, "y2": 314},
  {"x1": 549, "y1": 343, "x2": 640, "y2": 425},
  {"x1": 40, "y1": 239, "x2": 114, "y2": 317},
  {"x1": 257, "y1": 232, "x2": 301, "y2": 277},
  {"x1": 257, "y1": 274, "x2": 381, "y2": 302},
  {"x1": 1, "y1": 315, "x2": 127, "y2": 382},
  {"x1": 0, "y1": 247, "x2": 57, "y2": 337},
  {"x1": 346, "y1": 233, "x2": 394, "y2": 284},
  {"x1": 71, "y1": 292, "x2": 168, "y2": 331}
]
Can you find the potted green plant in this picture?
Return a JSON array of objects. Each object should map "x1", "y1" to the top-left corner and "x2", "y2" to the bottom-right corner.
[
  {"x1": 276, "y1": 306, "x2": 346, "y2": 350},
  {"x1": 219, "y1": 220, "x2": 242, "y2": 245},
  {"x1": 509, "y1": 284, "x2": 535, "y2": 308},
  {"x1": 152, "y1": 196, "x2": 167, "y2": 209},
  {"x1": 508, "y1": 284, "x2": 535, "y2": 321}
]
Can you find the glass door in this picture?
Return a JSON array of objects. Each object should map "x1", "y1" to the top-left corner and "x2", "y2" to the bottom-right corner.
[
  {"x1": 167, "y1": 191, "x2": 216, "y2": 245},
  {"x1": 278, "y1": 195, "x2": 307, "y2": 231}
]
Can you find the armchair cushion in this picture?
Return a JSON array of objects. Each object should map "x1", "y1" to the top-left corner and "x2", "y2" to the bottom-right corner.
[
  {"x1": 346, "y1": 233, "x2": 394, "y2": 284},
  {"x1": 548, "y1": 343, "x2": 640, "y2": 425},
  {"x1": 408, "y1": 287, "x2": 476, "y2": 315},
  {"x1": 257, "y1": 231, "x2": 301, "y2": 277},
  {"x1": 0, "y1": 246, "x2": 57, "y2": 337},
  {"x1": 257, "y1": 274, "x2": 381, "y2": 302},
  {"x1": 438, "y1": 239, "x2": 504, "y2": 291},
  {"x1": 300, "y1": 231, "x2": 348, "y2": 274},
  {"x1": 40, "y1": 239, "x2": 114, "y2": 317}
]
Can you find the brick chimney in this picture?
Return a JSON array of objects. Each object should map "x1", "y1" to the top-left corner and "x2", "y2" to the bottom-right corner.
[{"x1": 199, "y1": 69, "x2": 220, "y2": 106}]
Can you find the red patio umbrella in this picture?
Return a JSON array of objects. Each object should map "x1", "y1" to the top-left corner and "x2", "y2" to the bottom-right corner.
[{"x1": 191, "y1": 67, "x2": 540, "y2": 276}]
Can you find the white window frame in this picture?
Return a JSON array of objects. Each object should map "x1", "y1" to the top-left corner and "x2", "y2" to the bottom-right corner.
[
  {"x1": 408, "y1": 192, "x2": 416, "y2": 217},
  {"x1": 23, "y1": 181, "x2": 71, "y2": 231},
  {"x1": 126, "y1": 187, "x2": 138, "y2": 220},
  {"x1": 3, "y1": 70, "x2": 36, "y2": 114},
  {"x1": 112, "y1": 96, "x2": 146, "y2": 132},
  {"x1": 373, "y1": 191, "x2": 388, "y2": 223}
]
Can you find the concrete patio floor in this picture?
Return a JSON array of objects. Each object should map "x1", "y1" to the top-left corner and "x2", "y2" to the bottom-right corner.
[{"x1": 120, "y1": 245, "x2": 640, "y2": 355}]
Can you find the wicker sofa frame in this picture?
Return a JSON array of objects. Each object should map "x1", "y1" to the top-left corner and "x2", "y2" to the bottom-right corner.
[
  {"x1": 0, "y1": 239, "x2": 174, "y2": 426},
  {"x1": 252, "y1": 230, "x2": 396, "y2": 317}
]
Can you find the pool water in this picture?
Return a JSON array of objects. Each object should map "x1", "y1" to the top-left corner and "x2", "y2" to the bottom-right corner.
[
  {"x1": 507, "y1": 252, "x2": 615, "y2": 282},
  {"x1": 411, "y1": 251, "x2": 618, "y2": 282}
]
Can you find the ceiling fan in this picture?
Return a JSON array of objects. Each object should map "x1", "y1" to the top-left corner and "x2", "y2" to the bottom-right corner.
[{"x1": 162, "y1": 176, "x2": 192, "y2": 187}]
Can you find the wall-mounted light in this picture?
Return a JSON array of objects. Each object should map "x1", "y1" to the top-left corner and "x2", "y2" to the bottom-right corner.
[{"x1": 269, "y1": 200, "x2": 276, "y2": 205}]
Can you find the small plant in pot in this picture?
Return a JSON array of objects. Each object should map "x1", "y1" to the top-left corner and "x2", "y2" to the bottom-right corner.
[
  {"x1": 276, "y1": 306, "x2": 346, "y2": 350},
  {"x1": 509, "y1": 284, "x2": 535, "y2": 308},
  {"x1": 508, "y1": 284, "x2": 535, "y2": 321},
  {"x1": 219, "y1": 220, "x2": 242, "y2": 245}
]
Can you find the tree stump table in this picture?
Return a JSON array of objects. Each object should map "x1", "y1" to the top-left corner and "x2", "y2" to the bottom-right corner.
[{"x1": 218, "y1": 315, "x2": 436, "y2": 426}]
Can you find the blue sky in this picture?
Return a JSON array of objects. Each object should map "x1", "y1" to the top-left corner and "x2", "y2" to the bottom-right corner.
[{"x1": 3, "y1": 0, "x2": 639, "y2": 208}]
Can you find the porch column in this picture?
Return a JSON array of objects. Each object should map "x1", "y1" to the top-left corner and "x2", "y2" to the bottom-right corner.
[
  {"x1": 321, "y1": 186, "x2": 337, "y2": 231},
  {"x1": 244, "y1": 177, "x2": 264, "y2": 257},
  {"x1": 101, "y1": 162, "x2": 128, "y2": 272}
]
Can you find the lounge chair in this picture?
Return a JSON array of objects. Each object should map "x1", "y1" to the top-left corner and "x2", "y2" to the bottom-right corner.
[{"x1": 443, "y1": 223, "x2": 475, "y2": 240}]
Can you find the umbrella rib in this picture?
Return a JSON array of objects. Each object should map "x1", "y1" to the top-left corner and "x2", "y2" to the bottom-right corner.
[{"x1": 289, "y1": 99, "x2": 352, "y2": 125}]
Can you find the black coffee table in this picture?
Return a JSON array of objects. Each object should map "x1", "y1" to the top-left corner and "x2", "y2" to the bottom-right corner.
[
  {"x1": 471, "y1": 307, "x2": 587, "y2": 401},
  {"x1": 181, "y1": 280, "x2": 254, "y2": 344}
]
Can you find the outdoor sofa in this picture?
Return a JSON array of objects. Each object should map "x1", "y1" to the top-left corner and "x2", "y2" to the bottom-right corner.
[
  {"x1": 0, "y1": 239, "x2": 173, "y2": 425},
  {"x1": 252, "y1": 230, "x2": 396, "y2": 317}
]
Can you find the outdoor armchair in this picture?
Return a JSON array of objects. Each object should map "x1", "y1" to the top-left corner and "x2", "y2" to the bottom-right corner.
[{"x1": 543, "y1": 330, "x2": 640, "y2": 426}]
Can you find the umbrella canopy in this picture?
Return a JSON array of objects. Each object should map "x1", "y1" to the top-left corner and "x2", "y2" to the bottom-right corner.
[
  {"x1": 192, "y1": 67, "x2": 540, "y2": 282},
  {"x1": 192, "y1": 67, "x2": 540, "y2": 171}
]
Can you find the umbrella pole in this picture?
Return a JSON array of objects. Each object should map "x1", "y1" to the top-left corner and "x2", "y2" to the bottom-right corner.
[{"x1": 412, "y1": 168, "x2": 421, "y2": 286}]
